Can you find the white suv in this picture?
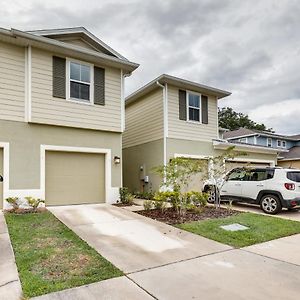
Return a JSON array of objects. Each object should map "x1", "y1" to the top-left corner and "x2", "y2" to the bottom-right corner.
[{"x1": 203, "y1": 167, "x2": 300, "y2": 214}]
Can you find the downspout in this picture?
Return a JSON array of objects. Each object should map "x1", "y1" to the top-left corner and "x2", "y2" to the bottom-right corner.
[{"x1": 156, "y1": 81, "x2": 168, "y2": 185}]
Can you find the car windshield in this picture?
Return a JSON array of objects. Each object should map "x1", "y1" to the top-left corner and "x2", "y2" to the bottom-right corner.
[{"x1": 287, "y1": 171, "x2": 300, "y2": 182}]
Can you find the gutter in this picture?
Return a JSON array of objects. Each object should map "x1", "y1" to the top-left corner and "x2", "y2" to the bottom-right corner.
[{"x1": 156, "y1": 81, "x2": 168, "y2": 184}]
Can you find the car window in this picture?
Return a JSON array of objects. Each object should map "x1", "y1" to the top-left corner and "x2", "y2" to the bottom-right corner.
[
  {"x1": 227, "y1": 169, "x2": 247, "y2": 181},
  {"x1": 287, "y1": 172, "x2": 300, "y2": 182},
  {"x1": 246, "y1": 169, "x2": 274, "y2": 181}
]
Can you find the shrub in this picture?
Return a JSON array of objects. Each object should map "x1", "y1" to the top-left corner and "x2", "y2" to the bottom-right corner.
[
  {"x1": 25, "y1": 197, "x2": 45, "y2": 212},
  {"x1": 153, "y1": 199, "x2": 167, "y2": 212},
  {"x1": 143, "y1": 200, "x2": 153, "y2": 211},
  {"x1": 119, "y1": 187, "x2": 130, "y2": 203},
  {"x1": 154, "y1": 191, "x2": 180, "y2": 210},
  {"x1": 185, "y1": 191, "x2": 208, "y2": 208},
  {"x1": 133, "y1": 191, "x2": 155, "y2": 200},
  {"x1": 125, "y1": 193, "x2": 135, "y2": 205},
  {"x1": 5, "y1": 197, "x2": 20, "y2": 211}
]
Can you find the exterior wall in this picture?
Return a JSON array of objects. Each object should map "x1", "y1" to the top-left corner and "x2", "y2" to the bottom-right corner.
[
  {"x1": 0, "y1": 41, "x2": 25, "y2": 122},
  {"x1": 167, "y1": 85, "x2": 218, "y2": 142},
  {"x1": 57, "y1": 38, "x2": 97, "y2": 51},
  {"x1": 31, "y1": 47, "x2": 122, "y2": 132},
  {"x1": 122, "y1": 139, "x2": 164, "y2": 192},
  {"x1": 0, "y1": 119, "x2": 122, "y2": 202},
  {"x1": 123, "y1": 88, "x2": 164, "y2": 148},
  {"x1": 278, "y1": 160, "x2": 300, "y2": 169}
]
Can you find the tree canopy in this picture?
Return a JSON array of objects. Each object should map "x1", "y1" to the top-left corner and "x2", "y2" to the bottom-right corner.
[{"x1": 218, "y1": 107, "x2": 272, "y2": 132}]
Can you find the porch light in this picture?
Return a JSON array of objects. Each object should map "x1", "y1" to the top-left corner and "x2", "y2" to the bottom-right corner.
[{"x1": 114, "y1": 156, "x2": 121, "y2": 164}]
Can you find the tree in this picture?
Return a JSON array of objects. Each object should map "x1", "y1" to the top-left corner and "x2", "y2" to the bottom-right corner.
[{"x1": 218, "y1": 107, "x2": 272, "y2": 132}]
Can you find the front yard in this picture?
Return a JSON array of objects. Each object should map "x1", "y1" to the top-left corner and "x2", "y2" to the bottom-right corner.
[
  {"x1": 5, "y1": 211, "x2": 123, "y2": 298},
  {"x1": 177, "y1": 212, "x2": 300, "y2": 247}
]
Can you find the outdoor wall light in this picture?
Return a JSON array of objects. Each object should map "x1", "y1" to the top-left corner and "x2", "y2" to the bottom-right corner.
[{"x1": 114, "y1": 156, "x2": 121, "y2": 164}]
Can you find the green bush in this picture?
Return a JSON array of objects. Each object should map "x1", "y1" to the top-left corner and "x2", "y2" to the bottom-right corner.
[
  {"x1": 5, "y1": 197, "x2": 20, "y2": 211},
  {"x1": 119, "y1": 187, "x2": 135, "y2": 205},
  {"x1": 143, "y1": 200, "x2": 153, "y2": 211},
  {"x1": 185, "y1": 191, "x2": 208, "y2": 208},
  {"x1": 25, "y1": 197, "x2": 45, "y2": 212},
  {"x1": 154, "y1": 191, "x2": 180, "y2": 210},
  {"x1": 133, "y1": 191, "x2": 155, "y2": 200}
]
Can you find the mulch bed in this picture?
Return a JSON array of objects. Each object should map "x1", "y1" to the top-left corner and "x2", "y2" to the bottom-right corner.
[
  {"x1": 137, "y1": 206, "x2": 241, "y2": 225},
  {"x1": 4, "y1": 207, "x2": 47, "y2": 215},
  {"x1": 112, "y1": 203, "x2": 136, "y2": 207}
]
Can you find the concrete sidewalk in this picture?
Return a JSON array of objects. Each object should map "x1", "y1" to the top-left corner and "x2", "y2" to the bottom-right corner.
[{"x1": 0, "y1": 212, "x2": 22, "y2": 300}]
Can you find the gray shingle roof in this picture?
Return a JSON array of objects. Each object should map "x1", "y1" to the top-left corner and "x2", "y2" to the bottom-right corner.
[{"x1": 280, "y1": 146, "x2": 300, "y2": 160}]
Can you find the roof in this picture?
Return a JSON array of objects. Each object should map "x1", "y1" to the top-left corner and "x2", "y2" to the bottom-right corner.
[
  {"x1": 125, "y1": 74, "x2": 231, "y2": 106},
  {"x1": 224, "y1": 127, "x2": 300, "y2": 141},
  {"x1": 27, "y1": 27, "x2": 128, "y2": 61},
  {"x1": 279, "y1": 146, "x2": 300, "y2": 161},
  {"x1": 0, "y1": 27, "x2": 139, "y2": 74}
]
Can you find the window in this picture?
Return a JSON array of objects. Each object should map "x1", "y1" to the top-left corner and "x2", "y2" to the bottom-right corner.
[
  {"x1": 277, "y1": 140, "x2": 286, "y2": 148},
  {"x1": 187, "y1": 92, "x2": 201, "y2": 122},
  {"x1": 246, "y1": 169, "x2": 274, "y2": 181},
  {"x1": 287, "y1": 172, "x2": 300, "y2": 182},
  {"x1": 227, "y1": 169, "x2": 247, "y2": 181},
  {"x1": 68, "y1": 61, "x2": 92, "y2": 103},
  {"x1": 267, "y1": 138, "x2": 272, "y2": 147}
]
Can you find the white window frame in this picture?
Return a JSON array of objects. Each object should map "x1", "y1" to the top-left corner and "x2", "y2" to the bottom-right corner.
[
  {"x1": 66, "y1": 58, "x2": 94, "y2": 105},
  {"x1": 277, "y1": 140, "x2": 282, "y2": 147},
  {"x1": 267, "y1": 138, "x2": 272, "y2": 147},
  {"x1": 186, "y1": 90, "x2": 201, "y2": 123},
  {"x1": 282, "y1": 140, "x2": 286, "y2": 148}
]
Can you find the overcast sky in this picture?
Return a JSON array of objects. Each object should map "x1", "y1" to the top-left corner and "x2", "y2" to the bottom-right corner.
[{"x1": 1, "y1": 0, "x2": 300, "y2": 134}]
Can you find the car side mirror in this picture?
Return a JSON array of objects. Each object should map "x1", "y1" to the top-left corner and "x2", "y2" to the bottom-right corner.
[{"x1": 0, "y1": 175, "x2": 3, "y2": 182}]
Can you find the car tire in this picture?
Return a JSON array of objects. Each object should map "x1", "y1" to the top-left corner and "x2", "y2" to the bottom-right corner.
[
  {"x1": 205, "y1": 186, "x2": 216, "y2": 204},
  {"x1": 260, "y1": 194, "x2": 282, "y2": 215}
]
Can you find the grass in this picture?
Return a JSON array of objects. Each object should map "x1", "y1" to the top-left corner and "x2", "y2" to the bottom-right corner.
[
  {"x1": 5, "y1": 211, "x2": 123, "y2": 298},
  {"x1": 177, "y1": 212, "x2": 300, "y2": 248}
]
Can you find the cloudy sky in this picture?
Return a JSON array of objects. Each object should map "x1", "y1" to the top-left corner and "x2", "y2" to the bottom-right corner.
[{"x1": 1, "y1": 0, "x2": 300, "y2": 134}]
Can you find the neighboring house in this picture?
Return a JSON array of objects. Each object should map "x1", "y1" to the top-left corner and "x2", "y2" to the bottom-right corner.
[
  {"x1": 0, "y1": 27, "x2": 139, "y2": 209},
  {"x1": 224, "y1": 128, "x2": 300, "y2": 169},
  {"x1": 123, "y1": 74, "x2": 280, "y2": 193}
]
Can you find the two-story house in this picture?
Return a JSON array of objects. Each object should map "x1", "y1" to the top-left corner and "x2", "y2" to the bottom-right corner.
[
  {"x1": 0, "y1": 27, "x2": 139, "y2": 209},
  {"x1": 123, "y1": 74, "x2": 280, "y2": 192},
  {"x1": 224, "y1": 128, "x2": 300, "y2": 168}
]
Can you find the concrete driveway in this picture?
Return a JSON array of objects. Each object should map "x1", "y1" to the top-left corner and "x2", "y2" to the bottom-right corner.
[
  {"x1": 49, "y1": 204, "x2": 231, "y2": 273},
  {"x1": 46, "y1": 204, "x2": 300, "y2": 300}
]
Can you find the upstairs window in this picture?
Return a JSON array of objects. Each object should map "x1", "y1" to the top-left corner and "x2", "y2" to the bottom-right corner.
[
  {"x1": 277, "y1": 139, "x2": 286, "y2": 148},
  {"x1": 282, "y1": 141, "x2": 286, "y2": 148},
  {"x1": 267, "y1": 138, "x2": 272, "y2": 147},
  {"x1": 277, "y1": 140, "x2": 282, "y2": 147},
  {"x1": 187, "y1": 92, "x2": 201, "y2": 122},
  {"x1": 68, "y1": 60, "x2": 93, "y2": 103}
]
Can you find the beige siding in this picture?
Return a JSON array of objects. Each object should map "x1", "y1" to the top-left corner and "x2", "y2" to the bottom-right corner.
[
  {"x1": 31, "y1": 47, "x2": 122, "y2": 132},
  {"x1": 58, "y1": 38, "x2": 97, "y2": 51},
  {"x1": 0, "y1": 41, "x2": 25, "y2": 122},
  {"x1": 167, "y1": 85, "x2": 218, "y2": 141},
  {"x1": 278, "y1": 160, "x2": 300, "y2": 169},
  {"x1": 123, "y1": 89, "x2": 164, "y2": 148}
]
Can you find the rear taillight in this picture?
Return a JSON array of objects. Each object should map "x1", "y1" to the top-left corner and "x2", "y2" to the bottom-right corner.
[{"x1": 284, "y1": 183, "x2": 295, "y2": 190}]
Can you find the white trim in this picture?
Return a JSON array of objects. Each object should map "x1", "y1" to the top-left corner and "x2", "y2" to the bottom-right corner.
[
  {"x1": 24, "y1": 45, "x2": 32, "y2": 122},
  {"x1": 164, "y1": 83, "x2": 169, "y2": 138},
  {"x1": 0, "y1": 143, "x2": 9, "y2": 208},
  {"x1": 254, "y1": 136, "x2": 257, "y2": 145},
  {"x1": 66, "y1": 58, "x2": 94, "y2": 105},
  {"x1": 267, "y1": 137, "x2": 272, "y2": 147},
  {"x1": 40, "y1": 145, "x2": 116, "y2": 204},
  {"x1": 226, "y1": 157, "x2": 275, "y2": 167},
  {"x1": 121, "y1": 69, "x2": 125, "y2": 132},
  {"x1": 226, "y1": 134, "x2": 257, "y2": 140},
  {"x1": 186, "y1": 90, "x2": 201, "y2": 123}
]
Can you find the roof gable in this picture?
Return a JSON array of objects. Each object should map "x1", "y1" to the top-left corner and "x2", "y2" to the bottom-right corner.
[{"x1": 27, "y1": 27, "x2": 128, "y2": 60}]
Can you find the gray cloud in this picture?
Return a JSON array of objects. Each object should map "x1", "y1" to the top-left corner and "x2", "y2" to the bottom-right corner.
[{"x1": 0, "y1": 0, "x2": 300, "y2": 133}]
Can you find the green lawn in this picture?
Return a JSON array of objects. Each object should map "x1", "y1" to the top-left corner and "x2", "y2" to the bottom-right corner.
[
  {"x1": 177, "y1": 212, "x2": 300, "y2": 248},
  {"x1": 5, "y1": 211, "x2": 123, "y2": 298}
]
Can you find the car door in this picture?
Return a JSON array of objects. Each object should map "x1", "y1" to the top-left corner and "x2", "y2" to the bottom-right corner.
[
  {"x1": 241, "y1": 169, "x2": 274, "y2": 201},
  {"x1": 220, "y1": 169, "x2": 246, "y2": 199}
]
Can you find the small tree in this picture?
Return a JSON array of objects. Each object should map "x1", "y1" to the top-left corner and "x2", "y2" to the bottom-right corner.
[
  {"x1": 207, "y1": 146, "x2": 247, "y2": 208},
  {"x1": 153, "y1": 157, "x2": 208, "y2": 216}
]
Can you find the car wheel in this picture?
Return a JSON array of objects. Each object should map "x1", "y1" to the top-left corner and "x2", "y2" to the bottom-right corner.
[
  {"x1": 260, "y1": 194, "x2": 282, "y2": 215},
  {"x1": 206, "y1": 186, "x2": 216, "y2": 204}
]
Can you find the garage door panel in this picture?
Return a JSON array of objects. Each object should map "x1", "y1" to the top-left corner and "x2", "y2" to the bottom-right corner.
[
  {"x1": 46, "y1": 151, "x2": 105, "y2": 206},
  {"x1": 226, "y1": 161, "x2": 271, "y2": 172}
]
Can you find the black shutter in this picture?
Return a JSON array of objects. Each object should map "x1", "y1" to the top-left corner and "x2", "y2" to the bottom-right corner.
[
  {"x1": 201, "y1": 95, "x2": 208, "y2": 124},
  {"x1": 94, "y1": 67, "x2": 105, "y2": 105},
  {"x1": 179, "y1": 90, "x2": 187, "y2": 120},
  {"x1": 52, "y1": 56, "x2": 66, "y2": 99}
]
